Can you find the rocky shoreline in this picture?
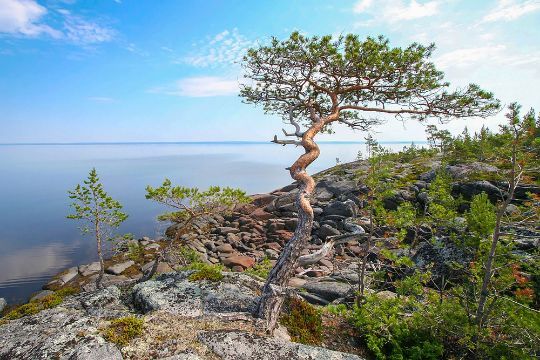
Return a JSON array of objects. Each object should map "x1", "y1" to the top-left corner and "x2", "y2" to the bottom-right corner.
[{"x1": 1, "y1": 159, "x2": 538, "y2": 359}]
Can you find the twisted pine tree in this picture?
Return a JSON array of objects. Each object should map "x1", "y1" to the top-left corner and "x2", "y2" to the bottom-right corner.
[{"x1": 240, "y1": 32, "x2": 500, "y2": 332}]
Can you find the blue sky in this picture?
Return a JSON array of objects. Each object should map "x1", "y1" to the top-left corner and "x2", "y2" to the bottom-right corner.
[{"x1": 0, "y1": 0, "x2": 539, "y2": 143}]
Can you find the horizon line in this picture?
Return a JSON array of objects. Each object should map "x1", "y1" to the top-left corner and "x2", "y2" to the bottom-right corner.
[{"x1": 0, "y1": 140, "x2": 427, "y2": 146}]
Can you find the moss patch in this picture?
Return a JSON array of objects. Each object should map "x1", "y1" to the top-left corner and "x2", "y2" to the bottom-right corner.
[
  {"x1": 2, "y1": 294, "x2": 62, "y2": 320},
  {"x1": 188, "y1": 264, "x2": 224, "y2": 282},
  {"x1": 103, "y1": 316, "x2": 144, "y2": 347},
  {"x1": 280, "y1": 297, "x2": 323, "y2": 345}
]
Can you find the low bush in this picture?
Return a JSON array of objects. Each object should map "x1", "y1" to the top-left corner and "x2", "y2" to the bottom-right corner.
[
  {"x1": 188, "y1": 263, "x2": 224, "y2": 282},
  {"x1": 350, "y1": 295, "x2": 443, "y2": 360},
  {"x1": 103, "y1": 316, "x2": 144, "y2": 346},
  {"x1": 244, "y1": 257, "x2": 273, "y2": 279},
  {"x1": 280, "y1": 297, "x2": 323, "y2": 345}
]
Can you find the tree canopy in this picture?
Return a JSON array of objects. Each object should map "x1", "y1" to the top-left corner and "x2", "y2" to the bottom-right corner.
[{"x1": 241, "y1": 32, "x2": 500, "y2": 131}]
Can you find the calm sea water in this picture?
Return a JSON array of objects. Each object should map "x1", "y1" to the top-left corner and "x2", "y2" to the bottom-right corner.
[{"x1": 0, "y1": 141, "x2": 416, "y2": 303}]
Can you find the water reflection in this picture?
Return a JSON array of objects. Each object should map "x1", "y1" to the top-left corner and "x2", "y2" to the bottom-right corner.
[{"x1": 0, "y1": 142, "x2": 415, "y2": 303}]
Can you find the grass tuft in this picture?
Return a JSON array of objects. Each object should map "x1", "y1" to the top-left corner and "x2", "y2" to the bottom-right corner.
[{"x1": 103, "y1": 316, "x2": 144, "y2": 346}]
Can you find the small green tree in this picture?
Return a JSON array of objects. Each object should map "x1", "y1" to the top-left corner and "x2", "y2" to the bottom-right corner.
[
  {"x1": 356, "y1": 136, "x2": 395, "y2": 301},
  {"x1": 143, "y1": 180, "x2": 250, "y2": 279},
  {"x1": 425, "y1": 124, "x2": 452, "y2": 155},
  {"x1": 67, "y1": 168, "x2": 128, "y2": 288}
]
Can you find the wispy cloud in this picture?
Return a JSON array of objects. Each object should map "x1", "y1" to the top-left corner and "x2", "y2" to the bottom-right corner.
[
  {"x1": 181, "y1": 28, "x2": 255, "y2": 67},
  {"x1": 149, "y1": 76, "x2": 239, "y2": 97},
  {"x1": 87, "y1": 96, "x2": 115, "y2": 103},
  {"x1": 0, "y1": 1, "x2": 115, "y2": 45},
  {"x1": 0, "y1": 0, "x2": 61, "y2": 37},
  {"x1": 59, "y1": 9, "x2": 115, "y2": 45},
  {"x1": 481, "y1": 0, "x2": 540, "y2": 23},
  {"x1": 436, "y1": 44, "x2": 540, "y2": 69},
  {"x1": 353, "y1": 0, "x2": 440, "y2": 22}
]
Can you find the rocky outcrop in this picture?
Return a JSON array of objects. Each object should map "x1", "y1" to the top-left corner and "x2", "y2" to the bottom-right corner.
[
  {"x1": 132, "y1": 272, "x2": 260, "y2": 316},
  {"x1": 198, "y1": 330, "x2": 363, "y2": 360},
  {"x1": 0, "y1": 271, "x2": 365, "y2": 360},
  {"x1": 0, "y1": 286, "x2": 127, "y2": 359}
]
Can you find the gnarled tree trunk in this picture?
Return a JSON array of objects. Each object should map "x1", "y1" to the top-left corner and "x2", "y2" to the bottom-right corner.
[{"x1": 256, "y1": 116, "x2": 328, "y2": 333}]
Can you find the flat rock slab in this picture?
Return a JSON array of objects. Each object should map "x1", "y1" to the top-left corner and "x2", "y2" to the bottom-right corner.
[
  {"x1": 132, "y1": 272, "x2": 261, "y2": 316},
  {"x1": 302, "y1": 280, "x2": 352, "y2": 302},
  {"x1": 198, "y1": 330, "x2": 365, "y2": 360},
  {"x1": 222, "y1": 255, "x2": 255, "y2": 269},
  {"x1": 59, "y1": 266, "x2": 78, "y2": 284},
  {"x1": 106, "y1": 260, "x2": 135, "y2": 275},
  {"x1": 78, "y1": 262, "x2": 101, "y2": 277}
]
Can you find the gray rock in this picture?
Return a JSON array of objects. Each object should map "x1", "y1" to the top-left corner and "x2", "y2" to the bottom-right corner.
[
  {"x1": 80, "y1": 286, "x2": 128, "y2": 318},
  {"x1": 383, "y1": 191, "x2": 406, "y2": 210},
  {"x1": 299, "y1": 292, "x2": 330, "y2": 306},
  {"x1": 417, "y1": 191, "x2": 429, "y2": 206},
  {"x1": 514, "y1": 237, "x2": 539, "y2": 251},
  {"x1": 70, "y1": 342, "x2": 123, "y2": 360},
  {"x1": 317, "y1": 179, "x2": 358, "y2": 197},
  {"x1": 412, "y1": 238, "x2": 472, "y2": 281},
  {"x1": 132, "y1": 272, "x2": 260, "y2": 316},
  {"x1": 314, "y1": 187, "x2": 334, "y2": 201},
  {"x1": 216, "y1": 243, "x2": 234, "y2": 253},
  {"x1": 158, "y1": 354, "x2": 201, "y2": 360},
  {"x1": 0, "y1": 300, "x2": 124, "y2": 360},
  {"x1": 29, "y1": 290, "x2": 54, "y2": 302},
  {"x1": 317, "y1": 224, "x2": 341, "y2": 239},
  {"x1": 145, "y1": 243, "x2": 161, "y2": 251},
  {"x1": 218, "y1": 227, "x2": 240, "y2": 235},
  {"x1": 504, "y1": 204, "x2": 520, "y2": 215},
  {"x1": 198, "y1": 330, "x2": 364, "y2": 360},
  {"x1": 343, "y1": 220, "x2": 365, "y2": 234},
  {"x1": 323, "y1": 200, "x2": 357, "y2": 218},
  {"x1": 0, "y1": 297, "x2": 6, "y2": 313},
  {"x1": 78, "y1": 262, "x2": 101, "y2": 277},
  {"x1": 60, "y1": 267, "x2": 78, "y2": 284},
  {"x1": 452, "y1": 181, "x2": 506, "y2": 202},
  {"x1": 302, "y1": 280, "x2": 352, "y2": 302},
  {"x1": 106, "y1": 260, "x2": 135, "y2": 275}
]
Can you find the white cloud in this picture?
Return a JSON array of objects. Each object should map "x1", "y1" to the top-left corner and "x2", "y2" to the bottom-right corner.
[
  {"x1": 0, "y1": 1, "x2": 115, "y2": 45},
  {"x1": 0, "y1": 0, "x2": 60, "y2": 37},
  {"x1": 149, "y1": 76, "x2": 239, "y2": 97},
  {"x1": 353, "y1": 0, "x2": 373, "y2": 13},
  {"x1": 436, "y1": 44, "x2": 540, "y2": 69},
  {"x1": 481, "y1": 0, "x2": 540, "y2": 23},
  {"x1": 181, "y1": 28, "x2": 255, "y2": 67},
  {"x1": 61, "y1": 10, "x2": 115, "y2": 45},
  {"x1": 353, "y1": 0, "x2": 440, "y2": 22},
  {"x1": 88, "y1": 96, "x2": 115, "y2": 103}
]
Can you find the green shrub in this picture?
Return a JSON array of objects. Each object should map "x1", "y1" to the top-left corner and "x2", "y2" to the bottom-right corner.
[
  {"x1": 350, "y1": 295, "x2": 443, "y2": 360},
  {"x1": 103, "y1": 316, "x2": 144, "y2": 346},
  {"x1": 280, "y1": 297, "x2": 323, "y2": 345},
  {"x1": 127, "y1": 242, "x2": 145, "y2": 262},
  {"x1": 188, "y1": 264, "x2": 224, "y2": 282},
  {"x1": 55, "y1": 286, "x2": 80, "y2": 297},
  {"x1": 244, "y1": 257, "x2": 273, "y2": 279}
]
